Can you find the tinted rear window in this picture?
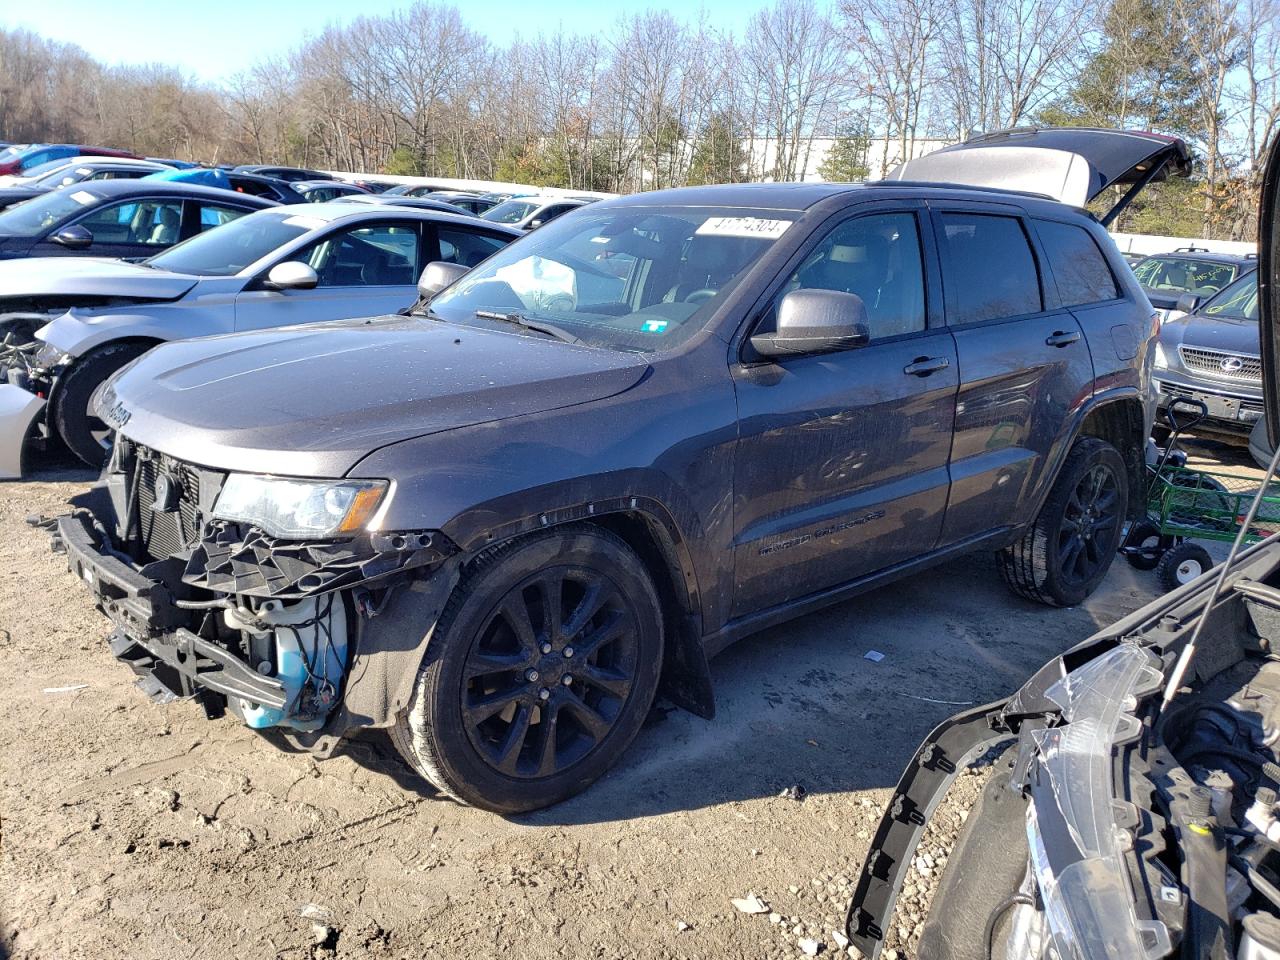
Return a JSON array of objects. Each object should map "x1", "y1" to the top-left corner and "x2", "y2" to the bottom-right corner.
[
  {"x1": 1035, "y1": 219, "x2": 1120, "y2": 306},
  {"x1": 937, "y1": 212, "x2": 1042, "y2": 323}
]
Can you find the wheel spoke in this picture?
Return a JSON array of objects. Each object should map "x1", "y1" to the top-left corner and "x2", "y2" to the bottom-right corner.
[
  {"x1": 534, "y1": 702, "x2": 562, "y2": 777},
  {"x1": 499, "y1": 597, "x2": 539, "y2": 655},
  {"x1": 562, "y1": 693, "x2": 612, "y2": 743},
  {"x1": 579, "y1": 663, "x2": 631, "y2": 699},
  {"x1": 464, "y1": 649, "x2": 529, "y2": 680},
  {"x1": 537, "y1": 573, "x2": 565, "y2": 641},
  {"x1": 492, "y1": 703, "x2": 532, "y2": 775},
  {"x1": 464, "y1": 687, "x2": 520, "y2": 726},
  {"x1": 575, "y1": 610, "x2": 625, "y2": 658},
  {"x1": 563, "y1": 580, "x2": 608, "y2": 638},
  {"x1": 1060, "y1": 535, "x2": 1084, "y2": 574}
]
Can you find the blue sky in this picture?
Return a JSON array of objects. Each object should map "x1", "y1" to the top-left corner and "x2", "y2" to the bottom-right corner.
[{"x1": 5, "y1": 0, "x2": 757, "y2": 82}]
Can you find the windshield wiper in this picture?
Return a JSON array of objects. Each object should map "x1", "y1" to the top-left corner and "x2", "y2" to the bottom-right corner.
[{"x1": 474, "y1": 309, "x2": 582, "y2": 344}]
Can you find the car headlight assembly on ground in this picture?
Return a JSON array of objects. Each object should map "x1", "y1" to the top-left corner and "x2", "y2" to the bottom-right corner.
[
  {"x1": 212, "y1": 474, "x2": 388, "y2": 539},
  {"x1": 1023, "y1": 644, "x2": 1172, "y2": 960}
]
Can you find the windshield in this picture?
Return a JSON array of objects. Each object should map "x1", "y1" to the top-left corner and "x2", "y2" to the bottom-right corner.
[
  {"x1": 483, "y1": 200, "x2": 539, "y2": 224},
  {"x1": 0, "y1": 188, "x2": 101, "y2": 237},
  {"x1": 146, "y1": 210, "x2": 312, "y2": 276},
  {"x1": 1201, "y1": 272, "x2": 1259, "y2": 321},
  {"x1": 0, "y1": 146, "x2": 25, "y2": 163},
  {"x1": 1133, "y1": 255, "x2": 1238, "y2": 296},
  {"x1": 429, "y1": 205, "x2": 797, "y2": 352}
]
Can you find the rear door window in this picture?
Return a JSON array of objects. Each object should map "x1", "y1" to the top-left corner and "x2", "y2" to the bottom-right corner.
[
  {"x1": 936, "y1": 212, "x2": 1042, "y2": 323},
  {"x1": 1035, "y1": 219, "x2": 1120, "y2": 306},
  {"x1": 436, "y1": 227, "x2": 510, "y2": 268},
  {"x1": 198, "y1": 203, "x2": 253, "y2": 233}
]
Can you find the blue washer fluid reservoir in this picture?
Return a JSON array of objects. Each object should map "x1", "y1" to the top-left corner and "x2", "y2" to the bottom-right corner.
[{"x1": 224, "y1": 596, "x2": 348, "y2": 731}]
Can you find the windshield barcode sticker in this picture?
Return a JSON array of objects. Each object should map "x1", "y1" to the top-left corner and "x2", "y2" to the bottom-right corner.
[
  {"x1": 70, "y1": 190, "x2": 96, "y2": 205},
  {"x1": 695, "y1": 217, "x2": 792, "y2": 239},
  {"x1": 282, "y1": 215, "x2": 325, "y2": 229}
]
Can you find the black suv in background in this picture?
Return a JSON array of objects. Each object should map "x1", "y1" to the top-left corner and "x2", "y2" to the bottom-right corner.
[
  {"x1": 52, "y1": 128, "x2": 1188, "y2": 812},
  {"x1": 1133, "y1": 246, "x2": 1257, "y2": 318}
]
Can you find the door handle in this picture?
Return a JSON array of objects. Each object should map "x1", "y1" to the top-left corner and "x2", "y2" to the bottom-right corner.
[
  {"x1": 903, "y1": 356, "x2": 950, "y2": 377},
  {"x1": 1045, "y1": 330, "x2": 1081, "y2": 347}
]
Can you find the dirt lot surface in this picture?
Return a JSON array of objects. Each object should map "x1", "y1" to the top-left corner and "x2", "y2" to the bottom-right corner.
[{"x1": 0, "y1": 437, "x2": 1258, "y2": 960}]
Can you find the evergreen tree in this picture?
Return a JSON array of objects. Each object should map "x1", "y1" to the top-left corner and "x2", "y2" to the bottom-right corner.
[
  {"x1": 687, "y1": 112, "x2": 748, "y2": 185},
  {"x1": 817, "y1": 130, "x2": 871, "y2": 182}
]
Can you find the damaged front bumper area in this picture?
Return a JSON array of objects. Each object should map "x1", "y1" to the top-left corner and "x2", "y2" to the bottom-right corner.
[{"x1": 50, "y1": 441, "x2": 460, "y2": 751}]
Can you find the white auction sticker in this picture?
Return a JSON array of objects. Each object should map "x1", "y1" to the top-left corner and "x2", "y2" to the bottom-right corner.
[
  {"x1": 70, "y1": 190, "x2": 96, "y2": 205},
  {"x1": 282, "y1": 215, "x2": 325, "y2": 229},
  {"x1": 695, "y1": 217, "x2": 792, "y2": 239}
]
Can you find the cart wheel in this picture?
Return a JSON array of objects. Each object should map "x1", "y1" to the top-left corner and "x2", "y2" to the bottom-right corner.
[
  {"x1": 1124, "y1": 520, "x2": 1167, "y2": 570},
  {"x1": 1156, "y1": 542, "x2": 1214, "y2": 592}
]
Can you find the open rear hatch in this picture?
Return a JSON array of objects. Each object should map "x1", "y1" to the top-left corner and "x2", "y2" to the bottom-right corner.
[
  {"x1": 887, "y1": 127, "x2": 1192, "y2": 225},
  {"x1": 1262, "y1": 131, "x2": 1280, "y2": 450}
]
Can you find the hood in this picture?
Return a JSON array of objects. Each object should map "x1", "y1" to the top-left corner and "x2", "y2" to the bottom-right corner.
[
  {"x1": 1159, "y1": 311, "x2": 1260, "y2": 355},
  {"x1": 0, "y1": 186, "x2": 46, "y2": 209},
  {"x1": 889, "y1": 127, "x2": 1191, "y2": 225},
  {"x1": 0, "y1": 256, "x2": 198, "y2": 303},
  {"x1": 102, "y1": 316, "x2": 651, "y2": 478}
]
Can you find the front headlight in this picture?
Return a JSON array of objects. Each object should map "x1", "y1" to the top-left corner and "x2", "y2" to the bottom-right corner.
[
  {"x1": 1154, "y1": 342, "x2": 1170, "y2": 368},
  {"x1": 213, "y1": 475, "x2": 388, "y2": 539}
]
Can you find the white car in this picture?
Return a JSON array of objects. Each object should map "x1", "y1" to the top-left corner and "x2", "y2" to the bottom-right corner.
[
  {"x1": 480, "y1": 195, "x2": 595, "y2": 231},
  {"x1": 0, "y1": 203, "x2": 520, "y2": 473}
]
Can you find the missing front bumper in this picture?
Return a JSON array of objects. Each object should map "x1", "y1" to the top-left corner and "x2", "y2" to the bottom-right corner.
[{"x1": 53, "y1": 510, "x2": 286, "y2": 712}]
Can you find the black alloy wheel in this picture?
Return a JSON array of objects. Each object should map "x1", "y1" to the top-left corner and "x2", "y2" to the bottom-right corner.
[
  {"x1": 1057, "y1": 462, "x2": 1123, "y2": 590},
  {"x1": 461, "y1": 568, "x2": 639, "y2": 779},
  {"x1": 391, "y1": 526, "x2": 663, "y2": 813}
]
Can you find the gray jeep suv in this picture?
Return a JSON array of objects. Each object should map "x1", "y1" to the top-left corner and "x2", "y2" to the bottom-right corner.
[{"x1": 50, "y1": 128, "x2": 1188, "y2": 812}]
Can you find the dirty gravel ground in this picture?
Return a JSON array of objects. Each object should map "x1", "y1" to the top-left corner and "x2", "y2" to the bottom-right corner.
[{"x1": 0, "y1": 437, "x2": 1255, "y2": 960}]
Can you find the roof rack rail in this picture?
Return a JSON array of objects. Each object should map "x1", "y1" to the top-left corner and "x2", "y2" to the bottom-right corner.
[{"x1": 865, "y1": 179, "x2": 1056, "y2": 202}]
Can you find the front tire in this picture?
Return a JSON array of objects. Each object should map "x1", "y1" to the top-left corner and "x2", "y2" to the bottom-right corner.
[
  {"x1": 52, "y1": 342, "x2": 153, "y2": 467},
  {"x1": 998, "y1": 437, "x2": 1129, "y2": 607},
  {"x1": 391, "y1": 526, "x2": 664, "y2": 813}
]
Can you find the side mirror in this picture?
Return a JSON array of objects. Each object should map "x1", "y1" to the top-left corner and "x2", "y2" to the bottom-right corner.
[
  {"x1": 264, "y1": 261, "x2": 318, "y2": 291},
  {"x1": 418, "y1": 261, "x2": 468, "y2": 300},
  {"x1": 51, "y1": 224, "x2": 93, "y2": 249},
  {"x1": 1176, "y1": 292, "x2": 1203, "y2": 315},
  {"x1": 750, "y1": 289, "x2": 871, "y2": 359}
]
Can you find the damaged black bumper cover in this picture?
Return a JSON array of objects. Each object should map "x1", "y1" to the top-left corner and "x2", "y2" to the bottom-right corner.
[{"x1": 52, "y1": 511, "x2": 287, "y2": 711}]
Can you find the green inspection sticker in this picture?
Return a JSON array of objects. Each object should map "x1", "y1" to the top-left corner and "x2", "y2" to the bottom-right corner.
[{"x1": 641, "y1": 319, "x2": 669, "y2": 334}]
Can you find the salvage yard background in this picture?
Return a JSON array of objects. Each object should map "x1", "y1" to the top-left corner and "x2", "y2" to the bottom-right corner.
[{"x1": 1, "y1": 441, "x2": 1254, "y2": 959}]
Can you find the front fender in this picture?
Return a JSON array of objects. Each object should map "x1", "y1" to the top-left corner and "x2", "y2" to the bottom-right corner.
[
  {"x1": 0, "y1": 384, "x2": 45, "y2": 479},
  {"x1": 37, "y1": 302, "x2": 236, "y2": 358}
]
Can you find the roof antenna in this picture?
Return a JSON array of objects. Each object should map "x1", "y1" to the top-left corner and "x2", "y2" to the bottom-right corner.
[{"x1": 1160, "y1": 436, "x2": 1280, "y2": 711}]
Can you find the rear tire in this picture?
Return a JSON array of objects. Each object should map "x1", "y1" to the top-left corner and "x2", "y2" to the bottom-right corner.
[
  {"x1": 998, "y1": 437, "x2": 1129, "y2": 607},
  {"x1": 52, "y1": 342, "x2": 153, "y2": 467},
  {"x1": 1156, "y1": 542, "x2": 1214, "y2": 593},
  {"x1": 391, "y1": 526, "x2": 663, "y2": 813}
]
